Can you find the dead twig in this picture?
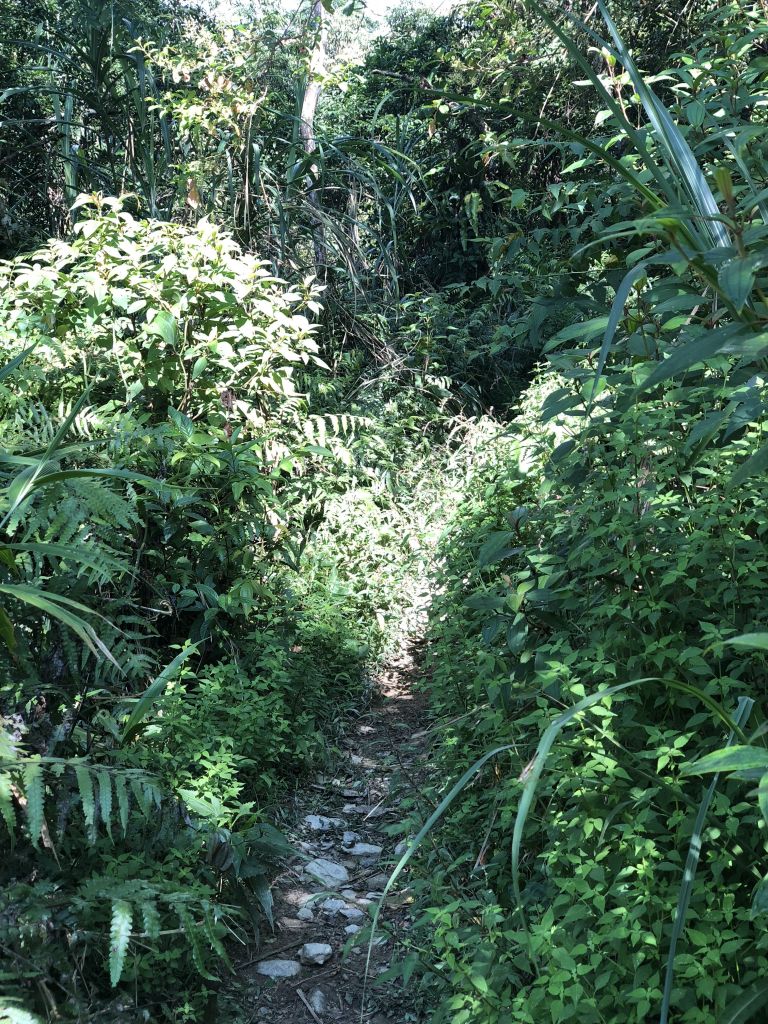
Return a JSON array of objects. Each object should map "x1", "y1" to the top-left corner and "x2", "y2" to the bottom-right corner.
[{"x1": 297, "y1": 987, "x2": 324, "y2": 1023}]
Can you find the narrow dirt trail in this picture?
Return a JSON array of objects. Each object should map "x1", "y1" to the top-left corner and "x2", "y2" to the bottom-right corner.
[{"x1": 231, "y1": 641, "x2": 430, "y2": 1024}]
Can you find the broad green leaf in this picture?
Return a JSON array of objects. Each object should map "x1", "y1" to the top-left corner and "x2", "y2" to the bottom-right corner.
[
  {"x1": 719, "y1": 255, "x2": 759, "y2": 312},
  {"x1": 477, "y1": 531, "x2": 517, "y2": 568},
  {"x1": 725, "y1": 633, "x2": 768, "y2": 652},
  {"x1": 731, "y1": 443, "x2": 768, "y2": 486},
  {"x1": 682, "y1": 745, "x2": 768, "y2": 776},
  {"x1": 639, "y1": 326, "x2": 758, "y2": 393},
  {"x1": 120, "y1": 643, "x2": 199, "y2": 745},
  {"x1": 759, "y1": 772, "x2": 768, "y2": 829},
  {"x1": 144, "y1": 310, "x2": 177, "y2": 346},
  {"x1": 717, "y1": 980, "x2": 768, "y2": 1024},
  {"x1": 592, "y1": 263, "x2": 647, "y2": 393}
]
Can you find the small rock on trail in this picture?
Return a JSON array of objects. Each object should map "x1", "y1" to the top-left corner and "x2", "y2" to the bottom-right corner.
[
  {"x1": 299, "y1": 942, "x2": 333, "y2": 966},
  {"x1": 254, "y1": 959, "x2": 302, "y2": 979},
  {"x1": 304, "y1": 857, "x2": 349, "y2": 887}
]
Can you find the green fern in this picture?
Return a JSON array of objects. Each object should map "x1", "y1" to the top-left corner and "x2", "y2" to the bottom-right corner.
[
  {"x1": 74, "y1": 764, "x2": 96, "y2": 840},
  {"x1": 0, "y1": 772, "x2": 15, "y2": 836},
  {"x1": 22, "y1": 756, "x2": 43, "y2": 846},
  {"x1": 174, "y1": 903, "x2": 217, "y2": 981},
  {"x1": 201, "y1": 903, "x2": 230, "y2": 965},
  {"x1": 140, "y1": 900, "x2": 161, "y2": 940},
  {"x1": 109, "y1": 899, "x2": 133, "y2": 987},
  {"x1": 97, "y1": 769, "x2": 112, "y2": 839},
  {"x1": 115, "y1": 773, "x2": 130, "y2": 835}
]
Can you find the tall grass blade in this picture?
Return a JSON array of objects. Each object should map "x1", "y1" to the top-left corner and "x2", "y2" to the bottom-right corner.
[
  {"x1": 597, "y1": 0, "x2": 730, "y2": 251},
  {"x1": 717, "y1": 980, "x2": 768, "y2": 1024},
  {"x1": 660, "y1": 696, "x2": 754, "y2": 1024}
]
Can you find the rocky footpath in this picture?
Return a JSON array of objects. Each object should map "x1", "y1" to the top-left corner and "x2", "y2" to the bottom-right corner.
[{"x1": 230, "y1": 647, "x2": 428, "y2": 1024}]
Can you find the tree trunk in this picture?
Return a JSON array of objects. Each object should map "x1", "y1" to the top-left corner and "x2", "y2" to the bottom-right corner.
[{"x1": 300, "y1": 0, "x2": 327, "y2": 276}]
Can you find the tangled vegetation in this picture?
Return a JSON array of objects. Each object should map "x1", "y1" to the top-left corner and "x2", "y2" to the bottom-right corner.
[{"x1": 2, "y1": 0, "x2": 768, "y2": 1021}]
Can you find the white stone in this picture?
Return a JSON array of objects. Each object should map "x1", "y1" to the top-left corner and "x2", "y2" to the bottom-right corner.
[
  {"x1": 339, "y1": 905, "x2": 365, "y2": 922},
  {"x1": 348, "y1": 843, "x2": 382, "y2": 859},
  {"x1": 308, "y1": 988, "x2": 328, "y2": 1013},
  {"x1": 395, "y1": 841, "x2": 409, "y2": 856},
  {"x1": 255, "y1": 959, "x2": 301, "y2": 978},
  {"x1": 320, "y1": 897, "x2": 348, "y2": 914},
  {"x1": 304, "y1": 814, "x2": 344, "y2": 831},
  {"x1": 342, "y1": 831, "x2": 361, "y2": 847},
  {"x1": 305, "y1": 858, "x2": 349, "y2": 887},
  {"x1": 340, "y1": 888, "x2": 358, "y2": 901},
  {"x1": 297, "y1": 906, "x2": 314, "y2": 922},
  {"x1": 300, "y1": 942, "x2": 333, "y2": 966},
  {"x1": 345, "y1": 924, "x2": 361, "y2": 935}
]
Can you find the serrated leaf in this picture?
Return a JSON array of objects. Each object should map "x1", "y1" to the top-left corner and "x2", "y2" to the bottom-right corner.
[
  {"x1": 75, "y1": 765, "x2": 96, "y2": 839},
  {"x1": 109, "y1": 899, "x2": 132, "y2": 987},
  {"x1": 140, "y1": 900, "x2": 161, "y2": 940},
  {"x1": 174, "y1": 903, "x2": 217, "y2": 980},
  {"x1": 0, "y1": 771, "x2": 16, "y2": 837},
  {"x1": 201, "y1": 904, "x2": 229, "y2": 963},
  {"x1": 23, "y1": 756, "x2": 43, "y2": 846},
  {"x1": 97, "y1": 769, "x2": 112, "y2": 839},
  {"x1": 115, "y1": 774, "x2": 130, "y2": 835}
]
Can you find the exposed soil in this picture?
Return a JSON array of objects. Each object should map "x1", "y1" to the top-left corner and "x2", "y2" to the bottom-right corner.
[{"x1": 226, "y1": 641, "x2": 430, "y2": 1024}]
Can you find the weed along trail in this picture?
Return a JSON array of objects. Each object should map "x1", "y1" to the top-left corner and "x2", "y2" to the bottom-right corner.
[{"x1": 229, "y1": 642, "x2": 430, "y2": 1023}]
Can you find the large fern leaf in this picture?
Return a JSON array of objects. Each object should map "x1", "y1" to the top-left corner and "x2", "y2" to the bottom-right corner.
[
  {"x1": 97, "y1": 769, "x2": 112, "y2": 839},
  {"x1": 115, "y1": 773, "x2": 130, "y2": 835},
  {"x1": 22, "y1": 756, "x2": 43, "y2": 845},
  {"x1": 174, "y1": 903, "x2": 217, "y2": 981},
  {"x1": 140, "y1": 901, "x2": 161, "y2": 940},
  {"x1": 0, "y1": 771, "x2": 16, "y2": 836},
  {"x1": 74, "y1": 764, "x2": 96, "y2": 840},
  {"x1": 109, "y1": 899, "x2": 133, "y2": 987}
]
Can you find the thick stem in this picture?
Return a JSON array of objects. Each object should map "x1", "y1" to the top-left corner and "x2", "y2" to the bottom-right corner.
[{"x1": 300, "y1": 0, "x2": 327, "y2": 275}]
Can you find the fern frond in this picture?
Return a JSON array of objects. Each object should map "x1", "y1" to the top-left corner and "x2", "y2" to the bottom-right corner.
[
  {"x1": 22, "y1": 756, "x2": 43, "y2": 846},
  {"x1": 74, "y1": 764, "x2": 96, "y2": 840},
  {"x1": 97, "y1": 769, "x2": 112, "y2": 839},
  {"x1": 140, "y1": 900, "x2": 161, "y2": 940},
  {"x1": 109, "y1": 899, "x2": 132, "y2": 987},
  {"x1": 174, "y1": 903, "x2": 217, "y2": 981},
  {"x1": 201, "y1": 903, "x2": 230, "y2": 965},
  {"x1": 115, "y1": 773, "x2": 130, "y2": 835},
  {"x1": 0, "y1": 771, "x2": 16, "y2": 837},
  {"x1": 130, "y1": 777, "x2": 150, "y2": 816}
]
